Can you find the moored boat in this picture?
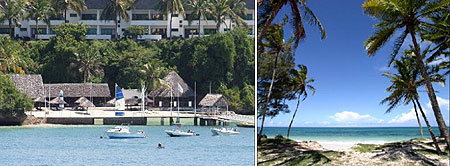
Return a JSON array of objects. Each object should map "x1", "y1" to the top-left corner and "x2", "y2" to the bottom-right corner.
[
  {"x1": 165, "y1": 129, "x2": 199, "y2": 137},
  {"x1": 105, "y1": 124, "x2": 146, "y2": 139},
  {"x1": 211, "y1": 127, "x2": 240, "y2": 135}
]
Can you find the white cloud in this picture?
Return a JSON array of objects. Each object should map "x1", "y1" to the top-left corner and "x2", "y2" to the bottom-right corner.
[
  {"x1": 388, "y1": 108, "x2": 427, "y2": 123},
  {"x1": 320, "y1": 121, "x2": 330, "y2": 125},
  {"x1": 303, "y1": 121, "x2": 313, "y2": 125},
  {"x1": 329, "y1": 111, "x2": 381, "y2": 123},
  {"x1": 377, "y1": 66, "x2": 390, "y2": 72},
  {"x1": 427, "y1": 96, "x2": 449, "y2": 111}
]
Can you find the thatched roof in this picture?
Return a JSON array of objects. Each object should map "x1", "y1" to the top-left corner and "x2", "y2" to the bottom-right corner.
[
  {"x1": 75, "y1": 97, "x2": 89, "y2": 104},
  {"x1": 79, "y1": 100, "x2": 95, "y2": 107},
  {"x1": 33, "y1": 96, "x2": 47, "y2": 103},
  {"x1": 44, "y1": 83, "x2": 110, "y2": 98},
  {"x1": 10, "y1": 74, "x2": 44, "y2": 99},
  {"x1": 149, "y1": 71, "x2": 194, "y2": 98},
  {"x1": 49, "y1": 97, "x2": 67, "y2": 104},
  {"x1": 198, "y1": 94, "x2": 228, "y2": 107}
]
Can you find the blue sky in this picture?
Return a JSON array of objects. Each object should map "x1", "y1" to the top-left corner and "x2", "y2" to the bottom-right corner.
[{"x1": 258, "y1": 0, "x2": 450, "y2": 127}]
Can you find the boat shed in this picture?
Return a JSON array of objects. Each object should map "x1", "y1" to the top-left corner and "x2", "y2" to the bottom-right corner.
[{"x1": 198, "y1": 94, "x2": 229, "y2": 114}]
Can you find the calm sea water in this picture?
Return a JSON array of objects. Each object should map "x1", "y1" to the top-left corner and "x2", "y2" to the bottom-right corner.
[
  {"x1": 0, "y1": 126, "x2": 254, "y2": 166},
  {"x1": 262, "y1": 127, "x2": 450, "y2": 143}
]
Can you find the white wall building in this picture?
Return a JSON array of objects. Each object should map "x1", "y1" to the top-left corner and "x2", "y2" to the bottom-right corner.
[{"x1": 0, "y1": 0, "x2": 255, "y2": 41}]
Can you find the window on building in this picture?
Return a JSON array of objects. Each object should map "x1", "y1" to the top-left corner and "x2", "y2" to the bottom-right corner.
[
  {"x1": 172, "y1": 14, "x2": 178, "y2": 17},
  {"x1": 171, "y1": 28, "x2": 178, "y2": 32},
  {"x1": 101, "y1": 28, "x2": 114, "y2": 35},
  {"x1": 248, "y1": 28, "x2": 253, "y2": 35},
  {"x1": 206, "y1": 14, "x2": 214, "y2": 20},
  {"x1": 49, "y1": 28, "x2": 56, "y2": 34},
  {"x1": 70, "y1": 13, "x2": 77, "y2": 17},
  {"x1": 150, "y1": 13, "x2": 166, "y2": 20},
  {"x1": 0, "y1": 28, "x2": 10, "y2": 34},
  {"x1": 204, "y1": 28, "x2": 216, "y2": 35},
  {"x1": 244, "y1": 14, "x2": 253, "y2": 20},
  {"x1": 151, "y1": 28, "x2": 166, "y2": 36},
  {"x1": 132, "y1": 14, "x2": 149, "y2": 20},
  {"x1": 87, "y1": 28, "x2": 97, "y2": 35},
  {"x1": 20, "y1": 28, "x2": 27, "y2": 31},
  {"x1": 81, "y1": 14, "x2": 97, "y2": 20},
  {"x1": 224, "y1": 28, "x2": 230, "y2": 32},
  {"x1": 32, "y1": 28, "x2": 47, "y2": 34}
]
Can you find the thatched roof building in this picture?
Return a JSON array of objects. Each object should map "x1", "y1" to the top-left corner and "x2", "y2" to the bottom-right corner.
[
  {"x1": 49, "y1": 97, "x2": 67, "y2": 104},
  {"x1": 198, "y1": 94, "x2": 228, "y2": 107},
  {"x1": 44, "y1": 83, "x2": 110, "y2": 98},
  {"x1": 149, "y1": 71, "x2": 194, "y2": 98},
  {"x1": 10, "y1": 74, "x2": 44, "y2": 99}
]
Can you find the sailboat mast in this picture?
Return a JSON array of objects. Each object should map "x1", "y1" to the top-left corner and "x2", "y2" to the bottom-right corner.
[{"x1": 170, "y1": 83, "x2": 172, "y2": 117}]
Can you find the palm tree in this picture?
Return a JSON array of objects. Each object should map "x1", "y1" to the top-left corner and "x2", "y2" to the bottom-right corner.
[
  {"x1": 381, "y1": 54, "x2": 444, "y2": 154},
  {"x1": 258, "y1": 0, "x2": 326, "y2": 48},
  {"x1": 286, "y1": 65, "x2": 315, "y2": 139},
  {"x1": 100, "y1": 0, "x2": 134, "y2": 40},
  {"x1": 24, "y1": 0, "x2": 53, "y2": 40},
  {"x1": 50, "y1": 0, "x2": 86, "y2": 22},
  {"x1": 156, "y1": 0, "x2": 184, "y2": 38},
  {"x1": 185, "y1": 0, "x2": 208, "y2": 37},
  {"x1": 258, "y1": 22, "x2": 294, "y2": 142},
  {"x1": 421, "y1": 7, "x2": 450, "y2": 75},
  {"x1": 206, "y1": 0, "x2": 247, "y2": 33},
  {"x1": 0, "y1": 0, "x2": 26, "y2": 38},
  {"x1": 362, "y1": 0, "x2": 450, "y2": 148},
  {"x1": 70, "y1": 42, "x2": 103, "y2": 83},
  {"x1": 138, "y1": 60, "x2": 168, "y2": 92},
  {"x1": 0, "y1": 36, "x2": 26, "y2": 74}
]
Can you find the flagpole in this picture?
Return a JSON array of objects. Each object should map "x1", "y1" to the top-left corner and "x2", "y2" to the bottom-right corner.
[
  {"x1": 177, "y1": 84, "x2": 180, "y2": 123},
  {"x1": 194, "y1": 82, "x2": 196, "y2": 117}
]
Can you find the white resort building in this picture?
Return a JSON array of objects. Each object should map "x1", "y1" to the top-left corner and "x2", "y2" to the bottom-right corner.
[{"x1": 0, "y1": 0, "x2": 255, "y2": 41}]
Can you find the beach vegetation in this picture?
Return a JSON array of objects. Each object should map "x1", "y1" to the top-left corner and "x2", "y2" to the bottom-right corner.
[
  {"x1": 185, "y1": 0, "x2": 208, "y2": 37},
  {"x1": 0, "y1": 23, "x2": 254, "y2": 115},
  {"x1": 362, "y1": 0, "x2": 450, "y2": 149},
  {"x1": 381, "y1": 51, "x2": 445, "y2": 154},
  {"x1": 123, "y1": 25, "x2": 148, "y2": 41},
  {"x1": 257, "y1": 0, "x2": 326, "y2": 49},
  {"x1": 352, "y1": 144, "x2": 378, "y2": 153},
  {"x1": 0, "y1": 0, "x2": 27, "y2": 38},
  {"x1": 100, "y1": 0, "x2": 135, "y2": 39},
  {"x1": 49, "y1": 0, "x2": 86, "y2": 22},
  {"x1": 0, "y1": 73, "x2": 33, "y2": 125},
  {"x1": 286, "y1": 65, "x2": 315, "y2": 139},
  {"x1": 156, "y1": 0, "x2": 184, "y2": 38}
]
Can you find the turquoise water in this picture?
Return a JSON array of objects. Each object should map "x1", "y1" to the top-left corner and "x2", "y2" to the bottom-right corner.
[
  {"x1": 0, "y1": 126, "x2": 254, "y2": 166},
  {"x1": 262, "y1": 127, "x2": 450, "y2": 142}
]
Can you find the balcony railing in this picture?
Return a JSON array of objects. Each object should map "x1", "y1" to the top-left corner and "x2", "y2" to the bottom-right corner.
[{"x1": 137, "y1": 35, "x2": 162, "y2": 41}]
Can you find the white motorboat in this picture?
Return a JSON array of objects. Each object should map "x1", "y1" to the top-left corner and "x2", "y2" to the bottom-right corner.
[
  {"x1": 211, "y1": 128, "x2": 240, "y2": 135},
  {"x1": 165, "y1": 129, "x2": 199, "y2": 137},
  {"x1": 105, "y1": 124, "x2": 146, "y2": 139}
]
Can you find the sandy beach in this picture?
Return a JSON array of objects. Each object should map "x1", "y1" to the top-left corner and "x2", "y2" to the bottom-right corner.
[{"x1": 258, "y1": 136, "x2": 449, "y2": 166}]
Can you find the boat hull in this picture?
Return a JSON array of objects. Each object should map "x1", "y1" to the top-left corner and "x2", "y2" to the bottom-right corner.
[
  {"x1": 106, "y1": 132, "x2": 146, "y2": 139},
  {"x1": 165, "y1": 130, "x2": 199, "y2": 137},
  {"x1": 211, "y1": 128, "x2": 240, "y2": 135}
]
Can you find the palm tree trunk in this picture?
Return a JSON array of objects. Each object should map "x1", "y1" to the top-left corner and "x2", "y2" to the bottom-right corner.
[
  {"x1": 257, "y1": 4, "x2": 282, "y2": 41},
  {"x1": 412, "y1": 100, "x2": 424, "y2": 138},
  {"x1": 83, "y1": 68, "x2": 87, "y2": 83},
  {"x1": 8, "y1": 19, "x2": 13, "y2": 38},
  {"x1": 258, "y1": 51, "x2": 280, "y2": 143},
  {"x1": 287, "y1": 94, "x2": 301, "y2": 139},
  {"x1": 216, "y1": 16, "x2": 221, "y2": 34},
  {"x1": 409, "y1": 28, "x2": 450, "y2": 149},
  {"x1": 64, "y1": 9, "x2": 67, "y2": 22},
  {"x1": 415, "y1": 98, "x2": 442, "y2": 155}
]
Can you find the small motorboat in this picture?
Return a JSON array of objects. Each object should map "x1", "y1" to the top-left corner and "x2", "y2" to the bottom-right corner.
[
  {"x1": 165, "y1": 129, "x2": 199, "y2": 137},
  {"x1": 105, "y1": 124, "x2": 146, "y2": 139},
  {"x1": 236, "y1": 122, "x2": 254, "y2": 128},
  {"x1": 211, "y1": 128, "x2": 240, "y2": 135}
]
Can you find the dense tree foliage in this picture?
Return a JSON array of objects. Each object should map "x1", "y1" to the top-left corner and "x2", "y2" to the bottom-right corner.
[{"x1": 0, "y1": 73, "x2": 33, "y2": 121}]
